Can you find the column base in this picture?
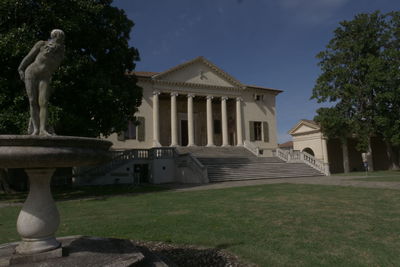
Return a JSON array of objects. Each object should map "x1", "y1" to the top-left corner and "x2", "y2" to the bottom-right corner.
[
  {"x1": 187, "y1": 144, "x2": 196, "y2": 147},
  {"x1": 170, "y1": 144, "x2": 179, "y2": 147},
  {"x1": 152, "y1": 140, "x2": 161, "y2": 147},
  {"x1": 206, "y1": 144, "x2": 216, "y2": 147},
  {"x1": 222, "y1": 144, "x2": 230, "y2": 147},
  {"x1": 236, "y1": 143, "x2": 244, "y2": 147}
]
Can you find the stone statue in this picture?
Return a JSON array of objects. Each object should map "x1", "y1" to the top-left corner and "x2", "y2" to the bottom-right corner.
[{"x1": 18, "y1": 29, "x2": 65, "y2": 136}]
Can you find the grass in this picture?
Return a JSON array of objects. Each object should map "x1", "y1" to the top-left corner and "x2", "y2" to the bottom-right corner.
[
  {"x1": 1, "y1": 183, "x2": 400, "y2": 266},
  {"x1": 333, "y1": 170, "x2": 400, "y2": 182},
  {"x1": 0, "y1": 184, "x2": 167, "y2": 203}
]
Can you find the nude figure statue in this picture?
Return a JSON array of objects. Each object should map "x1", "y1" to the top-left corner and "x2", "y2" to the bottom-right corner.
[{"x1": 18, "y1": 29, "x2": 65, "y2": 136}]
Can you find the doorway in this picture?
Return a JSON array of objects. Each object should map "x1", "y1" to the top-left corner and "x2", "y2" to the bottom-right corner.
[
  {"x1": 180, "y1": 120, "x2": 188, "y2": 146},
  {"x1": 133, "y1": 164, "x2": 149, "y2": 184}
]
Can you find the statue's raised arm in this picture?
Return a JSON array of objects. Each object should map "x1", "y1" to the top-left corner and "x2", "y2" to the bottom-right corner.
[{"x1": 19, "y1": 29, "x2": 65, "y2": 136}]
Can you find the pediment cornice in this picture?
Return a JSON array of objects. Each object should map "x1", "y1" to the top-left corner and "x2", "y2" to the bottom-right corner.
[{"x1": 153, "y1": 56, "x2": 244, "y2": 88}]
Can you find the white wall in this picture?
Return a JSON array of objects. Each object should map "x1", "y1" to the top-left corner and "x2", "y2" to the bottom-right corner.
[
  {"x1": 242, "y1": 90, "x2": 278, "y2": 150},
  {"x1": 107, "y1": 81, "x2": 154, "y2": 149},
  {"x1": 151, "y1": 158, "x2": 176, "y2": 184},
  {"x1": 292, "y1": 132, "x2": 325, "y2": 160}
]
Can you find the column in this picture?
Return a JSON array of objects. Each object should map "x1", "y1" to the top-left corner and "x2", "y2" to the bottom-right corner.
[
  {"x1": 236, "y1": 97, "x2": 243, "y2": 146},
  {"x1": 321, "y1": 137, "x2": 330, "y2": 175},
  {"x1": 221, "y1": 96, "x2": 229, "y2": 146},
  {"x1": 170, "y1": 92, "x2": 178, "y2": 146},
  {"x1": 206, "y1": 95, "x2": 214, "y2": 146},
  {"x1": 152, "y1": 90, "x2": 160, "y2": 147},
  {"x1": 187, "y1": 94, "x2": 195, "y2": 146}
]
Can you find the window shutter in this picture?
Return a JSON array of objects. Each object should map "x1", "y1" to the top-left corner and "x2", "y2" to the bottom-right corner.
[
  {"x1": 138, "y1": 116, "x2": 145, "y2": 142},
  {"x1": 249, "y1": 121, "x2": 255, "y2": 141},
  {"x1": 263, "y1": 122, "x2": 269, "y2": 142},
  {"x1": 117, "y1": 131, "x2": 125, "y2": 141}
]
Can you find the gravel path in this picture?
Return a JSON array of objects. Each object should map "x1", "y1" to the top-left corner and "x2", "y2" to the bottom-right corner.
[
  {"x1": 165, "y1": 175, "x2": 400, "y2": 192},
  {"x1": 1, "y1": 175, "x2": 399, "y2": 208}
]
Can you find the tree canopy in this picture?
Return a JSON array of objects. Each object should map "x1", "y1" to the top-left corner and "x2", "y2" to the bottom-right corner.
[
  {"x1": 312, "y1": 11, "x2": 400, "y2": 150},
  {"x1": 0, "y1": 0, "x2": 142, "y2": 137}
]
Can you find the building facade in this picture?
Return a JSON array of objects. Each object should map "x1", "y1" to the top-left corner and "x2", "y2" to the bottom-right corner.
[
  {"x1": 289, "y1": 119, "x2": 392, "y2": 173},
  {"x1": 107, "y1": 57, "x2": 282, "y2": 154}
]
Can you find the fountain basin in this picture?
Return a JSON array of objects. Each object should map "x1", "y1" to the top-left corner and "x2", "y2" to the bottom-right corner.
[
  {"x1": 0, "y1": 135, "x2": 112, "y2": 168},
  {"x1": 0, "y1": 135, "x2": 112, "y2": 256}
]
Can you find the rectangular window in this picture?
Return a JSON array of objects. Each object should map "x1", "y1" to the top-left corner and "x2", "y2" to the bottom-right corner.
[
  {"x1": 214, "y1": 119, "x2": 221, "y2": 134},
  {"x1": 254, "y1": 121, "x2": 262, "y2": 141},
  {"x1": 124, "y1": 121, "x2": 137, "y2": 140}
]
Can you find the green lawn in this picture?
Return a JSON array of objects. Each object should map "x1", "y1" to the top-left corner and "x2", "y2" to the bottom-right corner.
[
  {"x1": 1, "y1": 184, "x2": 400, "y2": 266},
  {"x1": 333, "y1": 170, "x2": 400, "y2": 177},
  {"x1": 333, "y1": 170, "x2": 400, "y2": 182}
]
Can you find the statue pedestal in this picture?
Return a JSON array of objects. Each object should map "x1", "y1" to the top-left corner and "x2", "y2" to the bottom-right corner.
[
  {"x1": 0, "y1": 135, "x2": 112, "y2": 258},
  {"x1": 16, "y1": 169, "x2": 60, "y2": 254}
]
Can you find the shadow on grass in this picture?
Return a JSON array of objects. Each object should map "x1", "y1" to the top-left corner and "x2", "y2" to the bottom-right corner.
[
  {"x1": 0, "y1": 184, "x2": 169, "y2": 203},
  {"x1": 134, "y1": 241, "x2": 246, "y2": 267}
]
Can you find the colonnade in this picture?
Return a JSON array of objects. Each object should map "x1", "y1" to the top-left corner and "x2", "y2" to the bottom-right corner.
[{"x1": 152, "y1": 91, "x2": 243, "y2": 147}]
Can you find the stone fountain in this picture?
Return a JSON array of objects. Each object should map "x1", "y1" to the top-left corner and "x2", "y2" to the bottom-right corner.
[
  {"x1": 0, "y1": 30, "x2": 111, "y2": 264},
  {"x1": 0, "y1": 29, "x2": 168, "y2": 267},
  {"x1": 0, "y1": 136, "x2": 112, "y2": 257}
]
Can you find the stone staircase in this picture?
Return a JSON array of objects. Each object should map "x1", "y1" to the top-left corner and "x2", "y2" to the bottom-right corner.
[{"x1": 176, "y1": 146, "x2": 324, "y2": 182}]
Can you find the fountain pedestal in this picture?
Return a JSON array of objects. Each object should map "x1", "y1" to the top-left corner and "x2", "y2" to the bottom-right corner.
[
  {"x1": 0, "y1": 135, "x2": 112, "y2": 259},
  {"x1": 16, "y1": 168, "x2": 60, "y2": 254}
]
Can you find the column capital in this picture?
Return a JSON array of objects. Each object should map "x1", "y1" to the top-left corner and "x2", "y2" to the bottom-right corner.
[
  {"x1": 187, "y1": 93, "x2": 195, "y2": 98},
  {"x1": 170, "y1": 92, "x2": 179, "y2": 97},
  {"x1": 221, "y1": 96, "x2": 229, "y2": 101},
  {"x1": 153, "y1": 90, "x2": 161, "y2": 96},
  {"x1": 236, "y1": 97, "x2": 243, "y2": 102},
  {"x1": 206, "y1": 95, "x2": 214, "y2": 100}
]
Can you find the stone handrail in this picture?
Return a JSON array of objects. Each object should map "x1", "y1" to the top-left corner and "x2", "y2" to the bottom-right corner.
[
  {"x1": 301, "y1": 151, "x2": 330, "y2": 175},
  {"x1": 244, "y1": 140, "x2": 259, "y2": 156},
  {"x1": 151, "y1": 147, "x2": 175, "y2": 159},
  {"x1": 76, "y1": 149, "x2": 150, "y2": 178},
  {"x1": 274, "y1": 148, "x2": 289, "y2": 161},
  {"x1": 76, "y1": 147, "x2": 176, "y2": 179},
  {"x1": 178, "y1": 152, "x2": 208, "y2": 182},
  {"x1": 273, "y1": 148, "x2": 329, "y2": 176}
]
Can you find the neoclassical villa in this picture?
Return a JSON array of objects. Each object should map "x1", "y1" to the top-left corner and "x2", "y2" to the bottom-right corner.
[
  {"x1": 108, "y1": 56, "x2": 281, "y2": 151},
  {"x1": 76, "y1": 57, "x2": 327, "y2": 185}
]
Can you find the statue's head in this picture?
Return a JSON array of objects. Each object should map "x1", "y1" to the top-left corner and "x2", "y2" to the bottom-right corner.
[{"x1": 50, "y1": 29, "x2": 65, "y2": 43}]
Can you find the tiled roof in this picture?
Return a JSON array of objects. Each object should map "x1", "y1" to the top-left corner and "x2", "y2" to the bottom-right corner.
[
  {"x1": 131, "y1": 71, "x2": 159, "y2": 78},
  {"x1": 129, "y1": 57, "x2": 283, "y2": 94},
  {"x1": 278, "y1": 141, "x2": 293, "y2": 148},
  {"x1": 301, "y1": 119, "x2": 318, "y2": 126},
  {"x1": 245, "y1": 84, "x2": 283, "y2": 94}
]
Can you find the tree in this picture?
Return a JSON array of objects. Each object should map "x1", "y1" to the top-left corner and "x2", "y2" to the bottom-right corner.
[
  {"x1": 374, "y1": 12, "x2": 400, "y2": 170},
  {"x1": 314, "y1": 106, "x2": 351, "y2": 173},
  {"x1": 0, "y1": 0, "x2": 142, "y2": 191},
  {"x1": 0, "y1": 0, "x2": 142, "y2": 137},
  {"x1": 312, "y1": 11, "x2": 390, "y2": 171}
]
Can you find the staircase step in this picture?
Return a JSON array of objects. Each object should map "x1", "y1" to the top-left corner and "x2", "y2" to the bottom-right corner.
[{"x1": 177, "y1": 146, "x2": 324, "y2": 182}]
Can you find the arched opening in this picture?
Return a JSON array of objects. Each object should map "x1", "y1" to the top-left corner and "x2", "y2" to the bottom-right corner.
[{"x1": 303, "y1": 147, "x2": 315, "y2": 156}]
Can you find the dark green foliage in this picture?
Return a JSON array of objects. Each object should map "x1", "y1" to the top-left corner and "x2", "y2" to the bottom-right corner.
[
  {"x1": 0, "y1": 0, "x2": 141, "y2": 137},
  {"x1": 312, "y1": 11, "x2": 400, "y2": 152}
]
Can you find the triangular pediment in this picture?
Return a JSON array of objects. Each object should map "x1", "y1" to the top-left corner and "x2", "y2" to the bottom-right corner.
[
  {"x1": 153, "y1": 57, "x2": 243, "y2": 88},
  {"x1": 288, "y1": 120, "x2": 320, "y2": 135}
]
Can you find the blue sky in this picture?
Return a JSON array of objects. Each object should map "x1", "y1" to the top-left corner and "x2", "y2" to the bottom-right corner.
[{"x1": 113, "y1": 0, "x2": 400, "y2": 143}]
